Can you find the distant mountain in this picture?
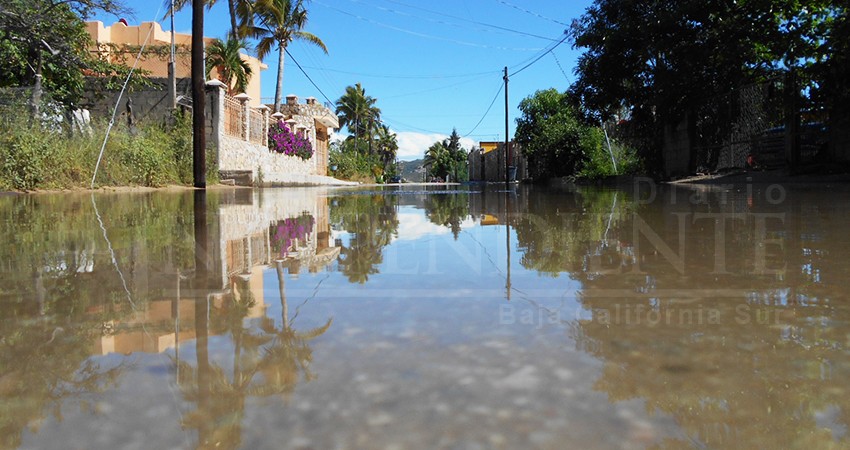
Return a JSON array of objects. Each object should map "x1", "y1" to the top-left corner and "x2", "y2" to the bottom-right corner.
[{"x1": 398, "y1": 159, "x2": 426, "y2": 182}]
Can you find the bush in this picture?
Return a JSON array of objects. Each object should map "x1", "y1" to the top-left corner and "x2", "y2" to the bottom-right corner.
[
  {"x1": 0, "y1": 105, "x2": 196, "y2": 190},
  {"x1": 329, "y1": 143, "x2": 383, "y2": 183},
  {"x1": 268, "y1": 120, "x2": 313, "y2": 160},
  {"x1": 578, "y1": 135, "x2": 643, "y2": 180}
]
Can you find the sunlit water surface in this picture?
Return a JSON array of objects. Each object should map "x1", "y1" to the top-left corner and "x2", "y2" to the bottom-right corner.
[{"x1": 2, "y1": 183, "x2": 850, "y2": 449}]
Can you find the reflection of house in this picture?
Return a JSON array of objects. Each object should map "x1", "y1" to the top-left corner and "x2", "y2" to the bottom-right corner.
[
  {"x1": 85, "y1": 20, "x2": 267, "y2": 106},
  {"x1": 93, "y1": 190, "x2": 338, "y2": 356}
]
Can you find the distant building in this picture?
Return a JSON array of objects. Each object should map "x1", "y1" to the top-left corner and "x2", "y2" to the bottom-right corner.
[{"x1": 468, "y1": 141, "x2": 527, "y2": 182}]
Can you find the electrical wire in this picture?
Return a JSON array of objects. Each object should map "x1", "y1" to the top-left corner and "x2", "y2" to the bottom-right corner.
[
  {"x1": 315, "y1": 0, "x2": 543, "y2": 51},
  {"x1": 299, "y1": 65, "x2": 499, "y2": 80},
  {"x1": 285, "y1": 48, "x2": 337, "y2": 106},
  {"x1": 91, "y1": 4, "x2": 164, "y2": 188},
  {"x1": 510, "y1": 32, "x2": 570, "y2": 77},
  {"x1": 380, "y1": 0, "x2": 561, "y2": 42},
  {"x1": 495, "y1": 0, "x2": 569, "y2": 26},
  {"x1": 463, "y1": 80, "x2": 504, "y2": 138}
]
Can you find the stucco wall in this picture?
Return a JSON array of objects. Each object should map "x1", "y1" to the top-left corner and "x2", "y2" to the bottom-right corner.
[{"x1": 219, "y1": 135, "x2": 319, "y2": 183}]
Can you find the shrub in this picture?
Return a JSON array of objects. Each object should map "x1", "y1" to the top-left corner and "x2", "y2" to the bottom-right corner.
[
  {"x1": 268, "y1": 120, "x2": 313, "y2": 160},
  {"x1": 0, "y1": 127, "x2": 53, "y2": 191}
]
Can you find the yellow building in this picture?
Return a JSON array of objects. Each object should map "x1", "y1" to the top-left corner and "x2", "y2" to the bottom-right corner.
[{"x1": 85, "y1": 20, "x2": 267, "y2": 106}]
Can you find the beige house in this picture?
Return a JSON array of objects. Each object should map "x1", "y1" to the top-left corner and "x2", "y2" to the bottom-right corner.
[{"x1": 85, "y1": 20, "x2": 267, "y2": 106}]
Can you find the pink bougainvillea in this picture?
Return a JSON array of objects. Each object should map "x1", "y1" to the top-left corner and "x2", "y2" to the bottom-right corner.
[{"x1": 268, "y1": 120, "x2": 313, "y2": 160}]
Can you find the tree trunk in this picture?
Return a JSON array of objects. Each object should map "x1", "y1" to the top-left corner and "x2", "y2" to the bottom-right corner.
[
  {"x1": 227, "y1": 0, "x2": 238, "y2": 38},
  {"x1": 274, "y1": 44, "x2": 285, "y2": 113},
  {"x1": 31, "y1": 52, "x2": 44, "y2": 119},
  {"x1": 192, "y1": 0, "x2": 206, "y2": 188}
]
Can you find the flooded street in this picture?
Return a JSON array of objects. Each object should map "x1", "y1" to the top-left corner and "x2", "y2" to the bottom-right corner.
[{"x1": 2, "y1": 182, "x2": 850, "y2": 449}]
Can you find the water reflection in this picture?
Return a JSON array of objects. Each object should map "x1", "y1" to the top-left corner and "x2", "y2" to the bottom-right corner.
[{"x1": 3, "y1": 183, "x2": 850, "y2": 448}]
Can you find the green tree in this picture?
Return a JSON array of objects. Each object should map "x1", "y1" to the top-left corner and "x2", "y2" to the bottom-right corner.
[
  {"x1": 424, "y1": 141, "x2": 450, "y2": 180},
  {"x1": 374, "y1": 124, "x2": 398, "y2": 176},
  {"x1": 515, "y1": 88, "x2": 603, "y2": 180},
  {"x1": 245, "y1": 0, "x2": 327, "y2": 112},
  {"x1": 0, "y1": 0, "x2": 133, "y2": 114},
  {"x1": 335, "y1": 83, "x2": 381, "y2": 154},
  {"x1": 205, "y1": 37, "x2": 253, "y2": 95}
]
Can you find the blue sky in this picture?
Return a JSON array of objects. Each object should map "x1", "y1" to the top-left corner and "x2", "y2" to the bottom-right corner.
[{"x1": 94, "y1": 0, "x2": 593, "y2": 160}]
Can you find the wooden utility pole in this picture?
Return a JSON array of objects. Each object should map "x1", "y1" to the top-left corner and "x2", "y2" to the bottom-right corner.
[
  {"x1": 504, "y1": 66, "x2": 510, "y2": 186},
  {"x1": 168, "y1": 0, "x2": 177, "y2": 110},
  {"x1": 192, "y1": 0, "x2": 206, "y2": 188}
]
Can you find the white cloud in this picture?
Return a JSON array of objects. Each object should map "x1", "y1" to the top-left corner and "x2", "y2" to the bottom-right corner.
[
  {"x1": 395, "y1": 131, "x2": 478, "y2": 161},
  {"x1": 331, "y1": 129, "x2": 478, "y2": 162}
]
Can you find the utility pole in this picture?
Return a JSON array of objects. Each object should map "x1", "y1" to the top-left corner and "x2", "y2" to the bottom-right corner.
[
  {"x1": 503, "y1": 66, "x2": 510, "y2": 186},
  {"x1": 192, "y1": 0, "x2": 206, "y2": 188},
  {"x1": 168, "y1": 0, "x2": 176, "y2": 110}
]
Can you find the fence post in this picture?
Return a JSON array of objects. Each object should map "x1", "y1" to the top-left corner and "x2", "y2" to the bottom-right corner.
[
  {"x1": 258, "y1": 105, "x2": 270, "y2": 147},
  {"x1": 205, "y1": 79, "x2": 226, "y2": 172},
  {"x1": 234, "y1": 93, "x2": 251, "y2": 142}
]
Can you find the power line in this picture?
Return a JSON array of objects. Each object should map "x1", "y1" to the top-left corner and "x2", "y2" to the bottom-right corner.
[
  {"x1": 510, "y1": 32, "x2": 570, "y2": 77},
  {"x1": 315, "y1": 1, "x2": 543, "y2": 51},
  {"x1": 495, "y1": 0, "x2": 569, "y2": 26},
  {"x1": 300, "y1": 65, "x2": 499, "y2": 80},
  {"x1": 380, "y1": 0, "x2": 561, "y2": 42},
  {"x1": 285, "y1": 48, "x2": 336, "y2": 106},
  {"x1": 463, "y1": 79, "x2": 504, "y2": 138}
]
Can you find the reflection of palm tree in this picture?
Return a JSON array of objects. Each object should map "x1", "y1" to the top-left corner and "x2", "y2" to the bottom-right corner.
[
  {"x1": 332, "y1": 195, "x2": 399, "y2": 283},
  {"x1": 178, "y1": 261, "x2": 331, "y2": 449},
  {"x1": 424, "y1": 193, "x2": 470, "y2": 240}
]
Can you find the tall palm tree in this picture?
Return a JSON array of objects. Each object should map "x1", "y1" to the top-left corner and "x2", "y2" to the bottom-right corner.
[
  {"x1": 205, "y1": 37, "x2": 254, "y2": 95},
  {"x1": 335, "y1": 83, "x2": 380, "y2": 154},
  {"x1": 245, "y1": 0, "x2": 327, "y2": 112},
  {"x1": 374, "y1": 124, "x2": 398, "y2": 172}
]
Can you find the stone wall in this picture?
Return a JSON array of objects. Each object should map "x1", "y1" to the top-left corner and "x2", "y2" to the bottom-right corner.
[
  {"x1": 82, "y1": 77, "x2": 192, "y2": 125},
  {"x1": 219, "y1": 135, "x2": 318, "y2": 184}
]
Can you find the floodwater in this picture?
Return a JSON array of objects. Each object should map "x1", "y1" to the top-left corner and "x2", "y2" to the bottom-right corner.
[{"x1": 2, "y1": 182, "x2": 850, "y2": 449}]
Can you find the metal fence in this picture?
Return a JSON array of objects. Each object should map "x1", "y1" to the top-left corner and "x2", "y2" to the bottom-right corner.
[
  {"x1": 249, "y1": 108, "x2": 265, "y2": 145},
  {"x1": 224, "y1": 95, "x2": 243, "y2": 138}
]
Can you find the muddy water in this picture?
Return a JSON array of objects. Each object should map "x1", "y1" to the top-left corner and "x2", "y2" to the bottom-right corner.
[{"x1": 1, "y1": 182, "x2": 850, "y2": 449}]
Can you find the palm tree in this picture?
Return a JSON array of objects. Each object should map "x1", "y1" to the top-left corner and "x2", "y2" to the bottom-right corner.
[
  {"x1": 245, "y1": 0, "x2": 327, "y2": 112},
  {"x1": 374, "y1": 124, "x2": 398, "y2": 173},
  {"x1": 335, "y1": 83, "x2": 380, "y2": 154},
  {"x1": 205, "y1": 37, "x2": 254, "y2": 95},
  {"x1": 424, "y1": 142, "x2": 449, "y2": 180}
]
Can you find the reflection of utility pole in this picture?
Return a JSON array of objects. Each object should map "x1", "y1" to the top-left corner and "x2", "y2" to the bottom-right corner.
[
  {"x1": 192, "y1": 190, "x2": 211, "y2": 446},
  {"x1": 276, "y1": 261, "x2": 288, "y2": 330},
  {"x1": 505, "y1": 188, "x2": 512, "y2": 301}
]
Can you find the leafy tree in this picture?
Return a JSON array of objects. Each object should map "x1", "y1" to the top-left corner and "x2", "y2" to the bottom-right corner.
[
  {"x1": 424, "y1": 141, "x2": 449, "y2": 180},
  {"x1": 0, "y1": 0, "x2": 133, "y2": 113},
  {"x1": 245, "y1": 0, "x2": 327, "y2": 112},
  {"x1": 515, "y1": 88, "x2": 603, "y2": 179},
  {"x1": 205, "y1": 37, "x2": 253, "y2": 95},
  {"x1": 335, "y1": 83, "x2": 381, "y2": 153}
]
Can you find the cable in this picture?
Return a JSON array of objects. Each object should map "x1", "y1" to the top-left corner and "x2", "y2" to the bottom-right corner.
[
  {"x1": 463, "y1": 80, "x2": 504, "y2": 138},
  {"x1": 315, "y1": 0, "x2": 543, "y2": 51},
  {"x1": 510, "y1": 32, "x2": 570, "y2": 77},
  {"x1": 495, "y1": 0, "x2": 569, "y2": 26},
  {"x1": 551, "y1": 52, "x2": 571, "y2": 83},
  {"x1": 381, "y1": 72, "x2": 494, "y2": 99},
  {"x1": 380, "y1": 0, "x2": 561, "y2": 42},
  {"x1": 285, "y1": 48, "x2": 336, "y2": 106},
  {"x1": 347, "y1": 0, "x2": 559, "y2": 42},
  {"x1": 300, "y1": 65, "x2": 499, "y2": 80},
  {"x1": 91, "y1": 3, "x2": 165, "y2": 188}
]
